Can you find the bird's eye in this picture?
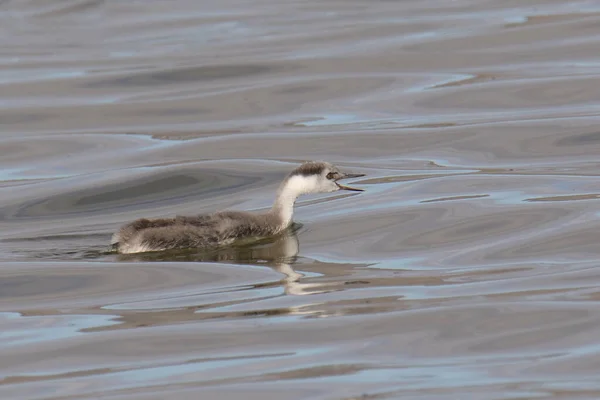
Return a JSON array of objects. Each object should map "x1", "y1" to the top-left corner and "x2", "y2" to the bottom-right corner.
[{"x1": 326, "y1": 172, "x2": 336, "y2": 180}]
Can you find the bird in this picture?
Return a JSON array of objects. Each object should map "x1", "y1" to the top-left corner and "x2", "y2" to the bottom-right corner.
[{"x1": 111, "y1": 161, "x2": 365, "y2": 254}]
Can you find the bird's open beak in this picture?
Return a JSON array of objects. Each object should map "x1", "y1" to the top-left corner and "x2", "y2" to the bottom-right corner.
[{"x1": 335, "y1": 173, "x2": 366, "y2": 192}]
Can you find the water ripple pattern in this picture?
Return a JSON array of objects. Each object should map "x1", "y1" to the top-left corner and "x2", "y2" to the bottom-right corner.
[{"x1": 2, "y1": 0, "x2": 600, "y2": 399}]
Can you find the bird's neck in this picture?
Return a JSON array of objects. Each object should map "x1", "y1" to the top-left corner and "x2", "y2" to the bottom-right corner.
[{"x1": 269, "y1": 176, "x2": 305, "y2": 231}]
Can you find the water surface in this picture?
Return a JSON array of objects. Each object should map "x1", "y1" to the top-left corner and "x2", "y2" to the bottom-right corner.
[{"x1": 2, "y1": 0, "x2": 600, "y2": 399}]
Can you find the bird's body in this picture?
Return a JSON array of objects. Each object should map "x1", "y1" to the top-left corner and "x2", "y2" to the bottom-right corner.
[
  {"x1": 111, "y1": 161, "x2": 364, "y2": 254},
  {"x1": 112, "y1": 212, "x2": 282, "y2": 254}
]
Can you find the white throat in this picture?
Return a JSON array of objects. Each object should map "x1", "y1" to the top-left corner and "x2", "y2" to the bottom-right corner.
[{"x1": 271, "y1": 175, "x2": 319, "y2": 229}]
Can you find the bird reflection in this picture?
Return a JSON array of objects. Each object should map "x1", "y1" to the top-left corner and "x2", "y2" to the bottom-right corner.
[{"x1": 116, "y1": 223, "x2": 323, "y2": 296}]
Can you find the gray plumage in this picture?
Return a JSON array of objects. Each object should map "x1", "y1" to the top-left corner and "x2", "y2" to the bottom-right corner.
[
  {"x1": 111, "y1": 161, "x2": 365, "y2": 254},
  {"x1": 289, "y1": 162, "x2": 326, "y2": 177}
]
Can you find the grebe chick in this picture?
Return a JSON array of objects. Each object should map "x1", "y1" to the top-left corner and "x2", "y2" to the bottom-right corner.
[{"x1": 111, "y1": 161, "x2": 365, "y2": 254}]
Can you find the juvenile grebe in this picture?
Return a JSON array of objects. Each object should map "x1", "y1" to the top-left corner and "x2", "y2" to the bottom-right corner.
[{"x1": 111, "y1": 161, "x2": 365, "y2": 254}]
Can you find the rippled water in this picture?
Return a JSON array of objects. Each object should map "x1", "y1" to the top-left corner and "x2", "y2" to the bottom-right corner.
[{"x1": 3, "y1": 0, "x2": 600, "y2": 398}]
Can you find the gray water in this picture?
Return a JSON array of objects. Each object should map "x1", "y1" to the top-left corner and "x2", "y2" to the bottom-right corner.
[{"x1": 2, "y1": 1, "x2": 600, "y2": 399}]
